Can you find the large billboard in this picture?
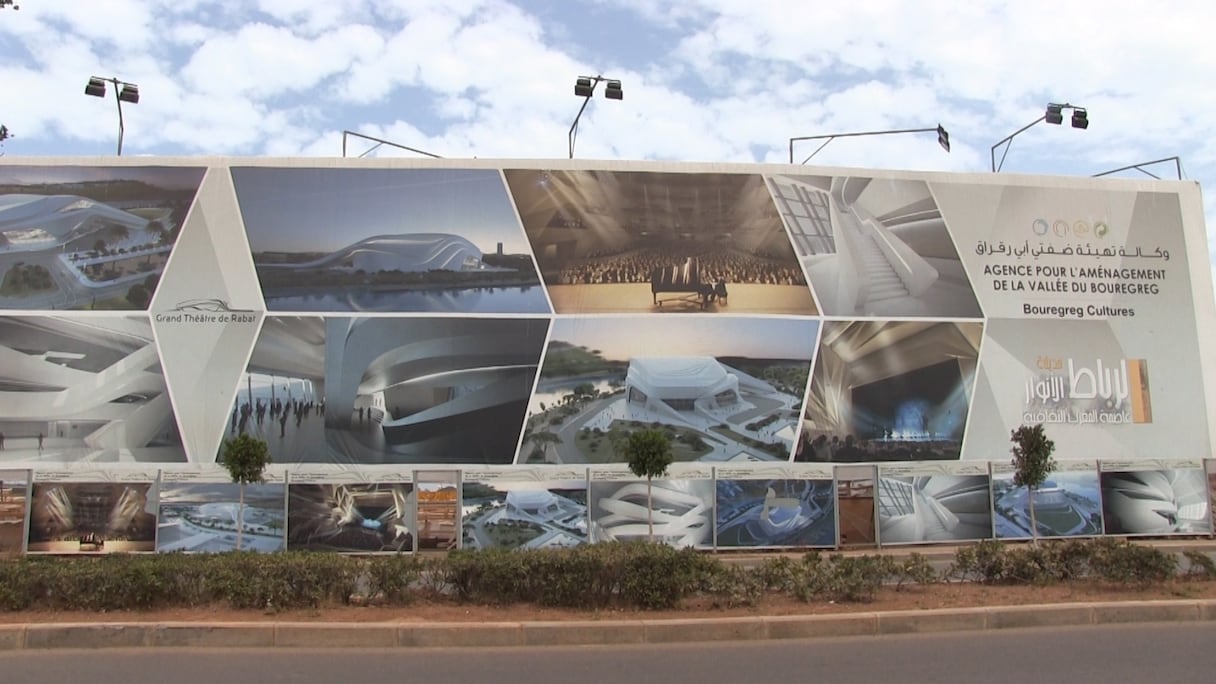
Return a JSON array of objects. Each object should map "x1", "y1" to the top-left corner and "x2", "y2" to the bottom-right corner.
[{"x1": 0, "y1": 156, "x2": 1212, "y2": 551}]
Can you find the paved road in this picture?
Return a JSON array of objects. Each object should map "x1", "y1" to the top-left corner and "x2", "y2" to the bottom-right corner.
[{"x1": 1, "y1": 623, "x2": 1213, "y2": 684}]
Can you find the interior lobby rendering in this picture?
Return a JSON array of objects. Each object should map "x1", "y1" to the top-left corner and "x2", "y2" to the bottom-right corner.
[
  {"x1": 0, "y1": 315, "x2": 186, "y2": 463},
  {"x1": 767, "y1": 175, "x2": 981, "y2": 317}
]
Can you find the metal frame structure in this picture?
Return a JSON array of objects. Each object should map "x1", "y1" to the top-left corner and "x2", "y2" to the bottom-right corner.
[
  {"x1": 788, "y1": 125, "x2": 949, "y2": 165},
  {"x1": 340, "y1": 130, "x2": 442, "y2": 159}
]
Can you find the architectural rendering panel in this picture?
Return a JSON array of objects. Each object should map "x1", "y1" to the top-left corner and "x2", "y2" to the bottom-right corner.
[
  {"x1": 715, "y1": 469, "x2": 835, "y2": 548},
  {"x1": 229, "y1": 316, "x2": 329, "y2": 463},
  {"x1": 232, "y1": 167, "x2": 548, "y2": 313},
  {"x1": 0, "y1": 165, "x2": 204, "y2": 311},
  {"x1": 523, "y1": 316, "x2": 816, "y2": 465},
  {"x1": 325, "y1": 317, "x2": 549, "y2": 465},
  {"x1": 767, "y1": 175, "x2": 980, "y2": 318},
  {"x1": 504, "y1": 169, "x2": 816, "y2": 314},
  {"x1": 800, "y1": 320, "x2": 982, "y2": 463},
  {"x1": 28, "y1": 482, "x2": 157, "y2": 553},
  {"x1": 156, "y1": 481, "x2": 285, "y2": 553},
  {"x1": 461, "y1": 478, "x2": 588, "y2": 550},
  {"x1": 1100, "y1": 462, "x2": 1209, "y2": 535},
  {"x1": 0, "y1": 315, "x2": 187, "y2": 464},
  {"x1": 992, "y1": 462, "x2": 1102, "y2": 539},
  {"x1": 590, "y1": 474, "x2": 714, "y2": 548},
  {"x1": 877, "y1": 465, "x2": 993, "y2": 545},
  {"x1": 287, "y1": 483, "x2": 415, "y2": 553},
  {"x1": 0, "y1": 469, "x2": 28, "y2": 552}
]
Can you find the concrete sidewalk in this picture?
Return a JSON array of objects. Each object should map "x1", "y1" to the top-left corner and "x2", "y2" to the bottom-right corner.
[{"x1": 2, "y1": 599, "x2": 1214, "y2": 650}]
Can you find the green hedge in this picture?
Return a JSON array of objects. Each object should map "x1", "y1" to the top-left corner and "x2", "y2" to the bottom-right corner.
[{"x1": 0, "y1": 539, "x2": 1206, "y2": 613}]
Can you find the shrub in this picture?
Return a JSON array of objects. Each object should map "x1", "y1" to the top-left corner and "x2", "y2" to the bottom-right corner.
[
  {"x1": 367, "y1": 555, "x2": 425, "y2": 604},
  {"x1": 894, "y1": 553, "x2": 939, "y2": 590},
  {"x1": 948, "y1": 539, "x2": 1010, "y2": 584},
  {"x1": 1182, "y1": 550, "x2": 1216, "y2": 581},
  {"x1": 1088, "y1": 539, "x2": 1177, "y2": 587}
]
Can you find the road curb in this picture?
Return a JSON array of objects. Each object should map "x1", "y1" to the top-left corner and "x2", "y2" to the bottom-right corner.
[{"x1": 3, "y1": 599, "x2": 1215, "y2": 650}]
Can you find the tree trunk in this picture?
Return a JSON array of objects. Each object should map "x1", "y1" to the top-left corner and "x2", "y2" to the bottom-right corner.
[
  {"x1": 236, "y1": 482, "x2": 245, "y2": 551},
  {"x1": 647, "y1": 476, "x2": 654, "y2": 542},
  {"x1": 1028, "y1": 484, "x2": 1039, "y2": 547}
]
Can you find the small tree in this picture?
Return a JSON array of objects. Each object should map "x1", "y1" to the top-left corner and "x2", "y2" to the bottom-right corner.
[
  {"x1": 1010, "y1": 423, "x2": 1056, "y2": 545},
  {"x1": 623, "y1": 428, "x2": 674, "y2": 541},
  {"x1": 220, "y1": 434, "x2": 271, "y2": 551}
]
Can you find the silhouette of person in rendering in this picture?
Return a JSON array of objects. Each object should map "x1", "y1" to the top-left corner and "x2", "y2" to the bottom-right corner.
[
  {"x1": 37, "y1": 432, "x2": 44, "y2": 452},
  {"x1": 835, "y1": 434, "x2": 865, "y2": 462}
]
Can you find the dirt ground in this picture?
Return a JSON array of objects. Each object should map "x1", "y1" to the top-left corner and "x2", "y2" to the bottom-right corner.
[{"x1": 3, "y1": 580, "x2": 1215, "y2": 625}]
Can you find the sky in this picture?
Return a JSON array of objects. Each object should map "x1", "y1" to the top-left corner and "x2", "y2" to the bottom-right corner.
[
  {"x1": 550, "y1": 316, "x2": 820, "y2": 361},
  {"x1": 1, "y1": 0, "x2": 1214, "y2": 288},
  {"x1": 232, "y1": 167, "x2": 530, "y2": 253}
]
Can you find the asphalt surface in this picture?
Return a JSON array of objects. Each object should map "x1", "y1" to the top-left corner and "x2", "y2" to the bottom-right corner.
[{"x1": 0, "y1": 623, "x2": 1212, "y2": 684}]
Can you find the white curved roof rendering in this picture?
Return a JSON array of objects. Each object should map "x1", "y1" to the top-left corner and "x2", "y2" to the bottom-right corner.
[
  {"x1": 0, "y1": 194, "x2": 148, "y2": 246},
  {"x1": 259, "y1": 233, "x2": 484, "y2": 272},
  {"x1": 627, "y1": 357, "x2": 733, "y2": 399}
]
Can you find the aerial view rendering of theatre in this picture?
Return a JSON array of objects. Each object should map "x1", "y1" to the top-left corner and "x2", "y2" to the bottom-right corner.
[{"x1": 0, "y1": 156, "x2": 1213, "y2": 553}]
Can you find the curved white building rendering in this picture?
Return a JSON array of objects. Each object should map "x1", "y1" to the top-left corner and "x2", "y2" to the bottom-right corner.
[
  {"x1": 625, "y1": 357, "x2": 780, "y2": 422},
  {"x1": 260, "y1": 233, "x2": 485, "y2": 272},
  {"x1": 0, "y1": 194, "x2": 149, "y2": 248},
  {"x1": 626, "y1": 357, "x2": 740, "y2": 416}
]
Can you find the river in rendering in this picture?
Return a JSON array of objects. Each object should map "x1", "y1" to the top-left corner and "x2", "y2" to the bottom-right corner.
[{"x1": 264, "y1": 285, "x2": 551, "y2": 313}]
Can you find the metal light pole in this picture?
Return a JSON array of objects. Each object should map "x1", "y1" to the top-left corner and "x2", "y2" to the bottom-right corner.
[
  {"x1": 84, "y1": 76, "x2": 140, "y2": 156},
  {"x1": 568, "y1": 75, "x2": 622, "y2": 159},
  {"x1": 788, "y1": 125, "x2": 950, "y2": 165},
  {"x1": 990, "y1": 102, "x2": 1088, "y2": 172}
]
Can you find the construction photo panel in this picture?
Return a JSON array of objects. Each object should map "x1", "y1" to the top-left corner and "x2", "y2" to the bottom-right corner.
[
  {"x1": 991, "y1": 461, "x2": 1102, "y2": 539},
  {"x1": 1099, "y1": 460, "x2": 1210, "y2": 536},
  {"x1": 589, "y1": 464, "x2": 714, "y2": 548},
  {"x1": 765, "y1": 174, "x2": 981, "y2": 318},
  {"x1": 877, "y1": 462, "x2": 993, "y2": 545},
  {"x1": 800, "y1": 320, "x2": 982, "y2": 463},
  {"x1": 835, "y1": 464, "x2": 877, "y2": 547},
  {"x1": 27, "y1": 470, "x2": 159, "y2": 554},
  {"x1": 415, "y1": 470, "x2": 459, "y2": 551},
  {"x1": 460, "y1": 466, "x2": 588, "y2": 550},
  {"x1": 714, "y1": 463, "x2": 835, "y2": 549},
  {"x1": 0, "y1": 165, "x2": 206, "y2": 311},
  {"x1": 521, "y1": 316, "x2": 817, "y2": 466},
  {"x1": 0, "y1": 314, "x2": 188, "y2": 464},
  {"x1": 0, "y1": 469, "x2": 29, "y2": 553},
  {"x1": 287, "y1": 474, "x2": 415, "y2": 553},
  {"x1": 503, "y1": 169, "x2": 816, "y2": 315},
  {"x1": 231, "y1": 166, "x2": 549, "y2": 314},
  {"x1": 155, "y1": 471, "x2": 286, "y2": 553}
]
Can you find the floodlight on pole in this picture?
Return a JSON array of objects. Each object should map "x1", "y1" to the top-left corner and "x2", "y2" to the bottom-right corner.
[
  {"x1": 1092, "y1": 156, "x2": 1184, "y2": 181},
  {"x1": 568, "y1": 75, "x2": 622, "y2": 159},
  {"x1": 787, "y1": 124, "x2": 951, "y2": 165},
  {"x1": 340, "y1": 130, "x2": 443, "y2": 159},
  {"x1": 990, "y1": 102, "x2": 1088, "y2": 172},
  {"x1": 0, "y1": 1, "x2": 18, "y2": 9},
  {"x1": 84, "y1": 76, "x2": 140, "y2": 155}
]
